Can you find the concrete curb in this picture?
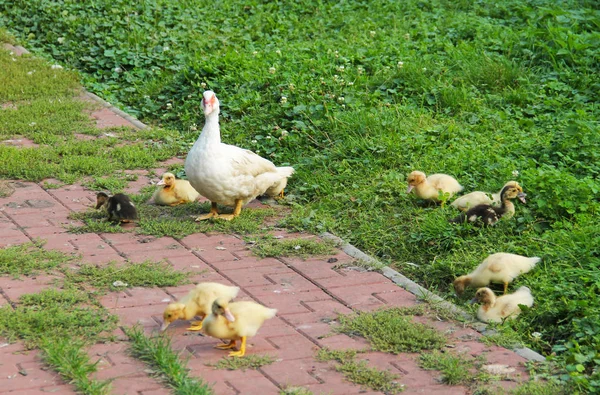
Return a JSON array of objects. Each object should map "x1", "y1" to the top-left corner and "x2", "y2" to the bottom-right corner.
[{"x1": 320, "y1": 231, "x2": 546, "y2": 363}]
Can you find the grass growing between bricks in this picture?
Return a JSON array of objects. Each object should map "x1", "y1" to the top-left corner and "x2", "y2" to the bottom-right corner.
[
  {"x1": 419, "y1": 350, "x2": 487, "y2": 386},
  {"x1": 316, "y1": 349, "x2": 404, "y2": 394},
  {"x1": 125, "y1": 326, "x2": 213, "y2": 395},
  {"x1": 0, "y1": 241, "x2": 78, "y2": 277},
  {"x1": 334, "y1": 307, "x2": 447, "y2": 353},
  {"x1": 0, "y1": 241, "x2": 192, "y2": 392},
  {"x1": 208, "y1": 354, "x2": 276, "y2": 371},
  {"x1": 41, "y1": 337, "x2": 112, "y2": 395},
  {"x1": 248, "y1": 235, "x2": 337, "y2": 258},
  {"x1": 69, "y1": 192, "x2": 281, "y2": 239}
]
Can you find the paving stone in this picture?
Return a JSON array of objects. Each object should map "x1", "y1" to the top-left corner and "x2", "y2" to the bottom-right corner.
[
  {"x1": 100, "y1": 287, "x2": 172, "y2": 309},
  {"x1": 250, "y1": 290, "x2": 332, "y2": 315},
  {"x1": 0, "y1": 234, "x2": 30, "y2": 248},
  {"x1": 262, "y1": 358, "x2": 328, "y2": 387},
  {"x1": 221, "y1": 265, "x2": 295, "y2": 287}
]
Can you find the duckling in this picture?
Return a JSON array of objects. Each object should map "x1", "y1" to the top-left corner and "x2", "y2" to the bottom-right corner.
[
  {"x1": 203, "y1": 298, "x2": 277, "y2": 357},
  {"x1": 449, "y1": 183, "x2": 525, "y2": 226},
  {"x1": 454, "y1": 253, "x2": 540, "y2": 295},
  {"x1": 471, "y1": 286, "x2": 534, "y2": 323},
  {"x1": 95, "y1": 192, "x2": 138, "y2": 223},
  {"x1": 153, "y1": 172, "x2": 201, "y2": 206},
  {"x1": 450, "y1": 181, "x2": 525, "y2": 217},
  {"x1": 160, "y1": 282, "x2": 239, "y2": 331},
  {"x1": 406, "y1": 171, "x2": 463, "y2": 202}
]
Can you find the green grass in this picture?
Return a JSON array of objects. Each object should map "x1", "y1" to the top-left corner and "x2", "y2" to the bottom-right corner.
[
  {"x1": 335, "y1": 307, "x2": 447, "y2": 353},
  {"x1": 0, "y1": 288, "x2": 118, "y2": 347},
  {"x1": 209, "y1": 354, "x2": 275, "y2": 371},
  {"x1": 69, "y1": 194, "x2": 280, "y2": 239},
  {"x1": 41, "y1": 337, "x2": 112, "y2": 395},
  {"x1": 124, "y1": 326, "x2": 212, "y2": 395},
  {"x1": 316, "y1": 348, "x2": 404, "y2": 394},
  {"x1": 1, "y1": 0, "x2": 599, "y2": 389},
  {"x1": 0, "y1": 241, "x2": 78, "y2": 277},
  {"x1": 65, "y1": 261, "x2": 191, "y2": 291},
  {"x1": 279, "y1": 387, "x2": 314, "y2": 395},
  {"x1": 419, "y1": 350, "x2": 484, "y2": 386},
  {"x1": 249, "y1": 235, "x2": 337, "y2": 258}
]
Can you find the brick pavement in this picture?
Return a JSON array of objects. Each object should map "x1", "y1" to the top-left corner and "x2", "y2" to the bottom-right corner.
[{"x1": 0, "y1": 43, "x2": 536, "y2": 394}]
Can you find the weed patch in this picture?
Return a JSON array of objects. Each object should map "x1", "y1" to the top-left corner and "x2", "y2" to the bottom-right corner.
[
  {"x1": 316, "y1": 348, "x2": 404, "y2": 394},
  {"x1": 209, "y1": 354, "x2": 275, "y2": 371},
  {"x1": 335, "y1": 307, "x2": 447, "y2": 353},
  {"x1": 65, "y1": 261, "x2": 191, "y2": 291},
  {"x1": 124, "y1": 326, "x2": 212, "y2": 395},
  {"x1": 0, "y1": 288, "x2": 118, "y2": 348},
  {"x1": 41, "y1": 337, "x2": 112, "y2": 395},
  {"x1": 0, "y1": 241, "x2": 77, "y2": 277},
  {"x1": 249, "y1": 235, "x2": 337, "y2": 258},
  {"x1": 419, "y1": 350, "x2": 484, "y2": 386}
]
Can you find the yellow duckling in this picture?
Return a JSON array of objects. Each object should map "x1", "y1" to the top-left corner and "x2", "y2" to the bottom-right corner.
[
  {"x1": 471, "y1": 286, "x2": 533, "y2": 323},
  {"x1": 454, "y1": 253, "x2": 540, "y2": 295},
  {"x1": 153, "y1": 172, "x2": 201, "y2": 206},
  {"x1": 450, "y1": 181, "x2": 526, "y2": 217},
  {"x1": 406, "y1": 171, "x2": 463, "y2": 202},
  {"x1": 203, "y1": 298, "x2": 277, "y2": 357},
  {"x1": 160, "y1": 282, "x2": 239, "y2": 331}
]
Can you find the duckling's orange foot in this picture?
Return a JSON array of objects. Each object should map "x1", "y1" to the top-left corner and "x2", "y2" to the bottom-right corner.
[
  {"x1": 216, "y1": 214, "x2": 237, "y2": 221},
  {"x1": 187, "y1": 321, "x2": 203, "y2": 331},
  {"x1": 215, "y1": 340, "x2": 236, "y2": 350},
  {"x1": 194, "y1": 212, "x2": 218, "y2": 221},
  {"x1": 228, "y1": 350, "x2": 245, "y2": 357}
]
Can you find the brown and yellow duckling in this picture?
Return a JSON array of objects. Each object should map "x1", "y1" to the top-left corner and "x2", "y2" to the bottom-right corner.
[
  {"x1": 95, "y1": 192, "x2": 138, "y2": 223},
  {"x1": 449, "y1": 183, "x2": 525, "y2": 226}
]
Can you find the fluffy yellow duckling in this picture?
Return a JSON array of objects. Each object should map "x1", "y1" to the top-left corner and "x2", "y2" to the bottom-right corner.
[
  {"x1": 471, "y1": 286, "x2": 533, "y2": 323},
  {"x1": 449, "y1": 183, "x2": 525, "y2": 226},
  {"x1": 203, "y1": 298, "x2": 277, "y2": 357},
  {"x1": 406, "y1": 171, "x2": 463, "y2": 202},
  {"x1": 95, "y1": 192, "x2": 138, "y2": 223},
  {"x1": 160, "y1": 282, "x2": 239, "y2": 331},
  {"x1": 450, "y1": 181, "x2": 526, "y2": 217},
  {"x1": 153, "y1": 172, "x2": 200, "y2": 206},
  {"x1": 454, "y1": 253, "x2": 540, "y2": 295}
]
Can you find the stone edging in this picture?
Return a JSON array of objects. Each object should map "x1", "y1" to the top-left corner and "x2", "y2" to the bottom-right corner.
[
  {"x1": 83, "y1": 92, "x2": 147, "y2": 130},
  {"x1": 320, "y1": 231, "x2": 546, "y2": 363}
]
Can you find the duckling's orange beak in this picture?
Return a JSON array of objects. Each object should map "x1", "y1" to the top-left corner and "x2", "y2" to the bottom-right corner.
[
  {"x1": 157, "y1": 179, "x2": 166, "y2": 186},
  {"x1": 406, "y1": 185, "x2": 414, "y2": 193}
]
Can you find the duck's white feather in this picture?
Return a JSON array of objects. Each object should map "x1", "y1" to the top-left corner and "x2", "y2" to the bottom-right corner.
[{"x1": 185, "y1": 91, "x2": 294, "y2": 207}]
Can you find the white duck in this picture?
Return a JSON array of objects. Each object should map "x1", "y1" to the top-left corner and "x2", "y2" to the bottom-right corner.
[
  {"x1": 471, "y1": 286, "x2": 534, "y2": 323},
  {"x1": 454, "y1": 253, "x2": 540, "y2": 295},
  {"x1": 185, "y1": 91, "x2": 295, "y2": 220}
]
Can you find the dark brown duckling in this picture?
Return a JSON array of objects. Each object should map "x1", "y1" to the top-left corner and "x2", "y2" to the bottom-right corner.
[
  {"x1": 95, "y1": 192, "x2": 138, "y2": 223},
  {"x1": 449, "y1": 184, "x2": 525, "y2": 226}
]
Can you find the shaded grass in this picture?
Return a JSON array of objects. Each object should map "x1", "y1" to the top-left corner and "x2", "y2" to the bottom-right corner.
[
  {"x1": 65, "y1": 261, "x2": 191, "y2": 291},
  {"x1": 335, "y1": 307, "x2": 447, "y2": 353},
  {"x1": 316, "y1": 349, "x2": 404, "y2": 394},
  {"x1": 209, "y1": 354, "x2": 275, "y2": 371},
  {"x1": 125, "y1": 326, "x2": 212, "y2": 395},
  {"x1": 249, "y1": 235, "x2": 337, "y2": 258},
  {"x1": 69, "y1": 194, "x2": 280, "y2": 239},
  {"x1": 0, "y1": 241, "x2": 78, "y2": 277},
  {"x1": 41, "y1": 337, "x2": 112, "y2": 395}
]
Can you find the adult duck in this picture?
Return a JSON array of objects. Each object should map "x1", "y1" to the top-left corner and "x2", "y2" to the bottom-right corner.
[{"x1": 185, "y1": 91, "x2": 294, "y2": 220}]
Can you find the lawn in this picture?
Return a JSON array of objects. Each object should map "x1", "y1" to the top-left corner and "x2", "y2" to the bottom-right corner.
[{"x1": 0, "y1": 0, "x2": 598, "y2": 391}]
